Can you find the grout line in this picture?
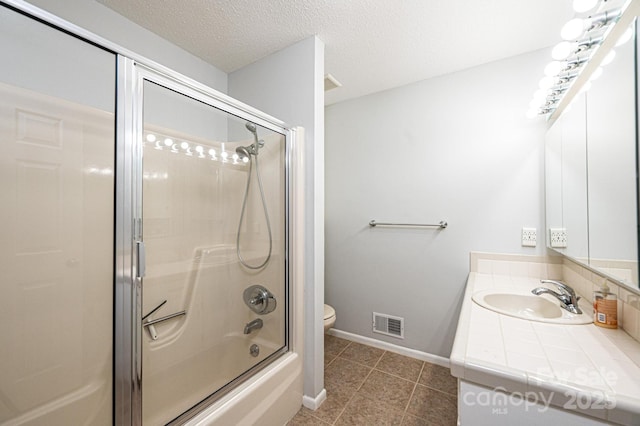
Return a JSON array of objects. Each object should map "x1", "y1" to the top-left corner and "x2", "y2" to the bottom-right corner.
[
  {"x1": 372, "y1": 350, "x2": 385, "y2": 369},
  {"x1": 401, "y1": 361, "x2": 425, "y2": 415},
  {"x1": 404, "y1": 381, "x2": 419, "y2": 415}
]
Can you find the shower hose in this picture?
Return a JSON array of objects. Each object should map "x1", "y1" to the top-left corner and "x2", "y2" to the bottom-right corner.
[{"x1": 236, "y1": 154, "x2": 272, "y2": 269}]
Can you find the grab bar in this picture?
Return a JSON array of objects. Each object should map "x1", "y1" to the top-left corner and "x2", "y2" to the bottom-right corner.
[
  {"x1": 142, "y1": 300, "x2": 186, "y2": 340},
  {"x1": 143, "y1": 310, "x2": 186, "y2": 327},
  {"x1": 369, "y1": 220, "x2": 448, "y2": 229}
]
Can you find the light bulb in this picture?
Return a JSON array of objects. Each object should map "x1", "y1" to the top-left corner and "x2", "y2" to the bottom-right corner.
[
  {"x1": 526, "y1": 109, "x2": 539, "y2": 119},
  {"x1": 533, "y1": 89, "x2": 548, "y2": 102},
  {"x1": 552, "y1": 41, "x2": 573, "y2": 60},
  {"x1": 616, "y1": 27, "x2": 633, "y2": 46},
  {"x1": 195, "y1": 145, "x2": 204, "y2": 154},
  {"x1": 180, "y1": 141, "x2": 189, "y2": 150},
  {"x1": 544, "y1": 61, "x2": 563, "y2": 77},
  {"x1": 232, "y1": 153, "x2": 239, "y2": 161},
  {"x1": 221, "y1": 151, "x2": 228, "y2": 159},
  {"x1": 208, "y1": 148, "x2": 216, "y2": 157},
  {"x1": 539, "y1": 76, "x2": 556, "y2": 90},
  {"x1": 243, "y1": 157, "x2": 249, "y2": 163},
  {"x1": 164, "y1": 138, "x2": 173, "y2": 147},
  {"x1": 601, "y1": 49, "x2": 616, "y2": 66},
  {"x1": 561, "y1": 18, "x2": 586, "y2": 41},
  {"x1": 573, "y1": 0, "x2": 598, "y2": 13},
  {"x1": 529, "y1": 98, "x2": 544, "y2": 109},
  {"x1": 145, "y1": 134, "x2": 157, "y2": 143},
  {"x1": 589, "y1": 67, "x2": 603, "y2": 81}
]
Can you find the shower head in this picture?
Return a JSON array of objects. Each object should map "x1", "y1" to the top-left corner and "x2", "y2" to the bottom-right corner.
[
  {"x1": 245, "y1": 122, "x2": 257, "y2": 134},
  {"x1": 243, "y1": 121, "x2": 263, "y2": 155},
  {"x1": 246, "y1": 122, "x2": 259, "y2": 146}
]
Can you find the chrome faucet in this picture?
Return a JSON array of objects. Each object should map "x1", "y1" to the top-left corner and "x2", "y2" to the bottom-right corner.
[
  {"x1": 532, "y1": 279, "x2": 582, "y2": 314},
  {"x1": 244, "y1": 318, "x2": 263, "y2": 334}
]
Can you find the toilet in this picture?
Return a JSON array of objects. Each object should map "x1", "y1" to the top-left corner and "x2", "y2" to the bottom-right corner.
[{"x1": 324, "y1": 304, "x2": 336, "y2": 333}]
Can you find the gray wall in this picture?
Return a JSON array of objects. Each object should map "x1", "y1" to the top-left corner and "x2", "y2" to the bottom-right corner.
[
  {"x1": 325, "y1": 49, "x2": 549, "y2": 357},
  {"x1": 228, "y1": 36, "x2": 325, "y2": 402}
]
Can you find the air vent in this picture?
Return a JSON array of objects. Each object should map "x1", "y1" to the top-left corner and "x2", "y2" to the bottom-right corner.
[{"x1": 372, "y1": 312, "x2": 404, "y2": 339}]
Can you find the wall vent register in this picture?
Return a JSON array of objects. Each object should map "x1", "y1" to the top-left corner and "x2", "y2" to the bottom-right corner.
[{"x1": 372, "y1": 312, "x2": 404, "y2": 338}]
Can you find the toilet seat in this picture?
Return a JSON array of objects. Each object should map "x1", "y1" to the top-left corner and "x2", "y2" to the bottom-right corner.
[
  {"x1": 323, "y1": 304, "x2": 336, "y2": 333},
  {"x1": 324, "y1": 304, "x2": 335, "y2": 321}
]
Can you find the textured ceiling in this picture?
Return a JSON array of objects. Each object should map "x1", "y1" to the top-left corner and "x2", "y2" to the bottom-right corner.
[{"x1": 96, "y1": 0, "x2": 575, "y2": 105}]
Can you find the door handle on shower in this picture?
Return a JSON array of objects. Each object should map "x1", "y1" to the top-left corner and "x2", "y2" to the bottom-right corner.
[{"x1": 136, "y1": 241, "x2": 146, "y2": 278}]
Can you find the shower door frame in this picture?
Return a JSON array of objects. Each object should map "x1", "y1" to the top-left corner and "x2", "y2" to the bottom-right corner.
[
  {"x1": 1, "y1": 1, "x2": 297, "y2": 424},
  {"x1": 124, "y1": 62, "x2": 295, "y2": 425}
]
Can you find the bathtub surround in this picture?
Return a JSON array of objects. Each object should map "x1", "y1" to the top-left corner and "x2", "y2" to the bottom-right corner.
[
  {"x1": 452, "y1": 252, "x2": 640, "y2": 425},
  {"x1": 325, "y1": 48, "x2": 549, "y2": 359}
]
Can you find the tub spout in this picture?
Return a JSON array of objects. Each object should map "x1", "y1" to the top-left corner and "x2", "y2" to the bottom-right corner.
[{"x1": 244, "y1": 318, "x2": 263, "y2": 334}]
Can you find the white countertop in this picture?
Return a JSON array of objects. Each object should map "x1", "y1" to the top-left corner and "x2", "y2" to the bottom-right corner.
[{"x1": 451, "y1": 272, "x2": 640, "y2": 425}]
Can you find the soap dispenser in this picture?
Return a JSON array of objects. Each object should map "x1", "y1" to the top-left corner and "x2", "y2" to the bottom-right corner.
[{"x1": 593, "y1": 281, "x2": 617, "y2": 329}]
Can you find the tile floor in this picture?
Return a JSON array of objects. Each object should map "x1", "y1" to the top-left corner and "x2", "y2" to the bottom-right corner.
[{"x1": 287, "y1": 335, "x2": 458, "y2": 425}]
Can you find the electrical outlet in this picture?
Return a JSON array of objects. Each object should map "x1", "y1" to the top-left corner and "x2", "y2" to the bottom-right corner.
[
  {"x1": 549, "y1": 227, "x2": 567, "y2": 248},
  {"x1": 522, "y1": 227, "x2": 537, "y2": 247}
]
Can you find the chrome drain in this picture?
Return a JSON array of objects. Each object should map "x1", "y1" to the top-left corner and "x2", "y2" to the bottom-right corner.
[{"x1": 250, "y1": 344, "x2": 260, "y2": 357}]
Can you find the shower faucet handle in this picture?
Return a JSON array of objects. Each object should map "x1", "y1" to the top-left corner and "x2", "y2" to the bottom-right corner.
[{"x1": 243, "y1": 285, "x2": 277, "y2": 315}]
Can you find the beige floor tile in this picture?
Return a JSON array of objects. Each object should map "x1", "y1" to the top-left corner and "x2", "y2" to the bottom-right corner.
[
  {"x1": 376, "y1": 352, "x2": 424, "y2": 382},
  {"x1": 357, "y1": 370, "x2": 415, "y2": 412},
  {"x1": 325, "y1": 334, "x2": 350, "y2": 360},
  {"x1": 401, "y1": 414, "x2": 430, "y2": 425},
  {"x1": 339, "y1": 341, "x2": 385, "y2": 367},
  {"x1": 406, "y1": 385, "x2": 457, "y2": 426},
  {"x1": 308, "y1": 391, "x2": 353, "y2": 424},
  {"x1": 287, "y1": 407, "x2": 332, "y2": 425},
  {"x1": 325, "y1": 357, "x2": 372, "y2": 395},
  {"x1": 335, "y1": 394, "x2": 404, "y2": 426},
  {"x1": 418, "y1": 363, "x2": 457, "y2": 396}
]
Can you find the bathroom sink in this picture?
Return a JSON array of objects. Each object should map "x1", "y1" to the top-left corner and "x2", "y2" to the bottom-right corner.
[{"x1": 472, "y1": 290, "x2": 592, "y2": 324}]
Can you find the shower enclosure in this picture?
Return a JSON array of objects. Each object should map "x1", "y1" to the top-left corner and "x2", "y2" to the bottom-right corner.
[
  {"x1": 0, "y1": 2, "x2": 301, "y2": 425},
  {"x1": 138, "y1": 78, "x2": 289, "y2": 424}
]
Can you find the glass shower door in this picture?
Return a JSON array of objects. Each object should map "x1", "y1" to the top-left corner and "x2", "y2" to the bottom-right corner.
[
  {"x1": 140, "y1": 80, "x2": 287, "y2": 424},
  {"x1": 0, "y1": 5, "x2": 115, "y2": 425}
]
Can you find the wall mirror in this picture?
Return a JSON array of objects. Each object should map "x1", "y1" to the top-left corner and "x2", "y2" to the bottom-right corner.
[{"x1": 545, "y1": 17, "x2": 639, "y2": 290}]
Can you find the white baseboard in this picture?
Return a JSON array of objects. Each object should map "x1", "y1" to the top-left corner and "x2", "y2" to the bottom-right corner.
[
  {"x1": 302, "y1": 388, "x2": 326, "y2": 411},
  {"x1": 328, "y1": 329, "x2": 450, "y2": 368}
]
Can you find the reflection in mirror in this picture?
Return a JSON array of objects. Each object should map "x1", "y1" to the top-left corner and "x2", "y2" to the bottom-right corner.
[
  {"x1": 545, "y1": 94, "x2": 589, "y2": 264},
  {"x1": 586, "y1": 18, "x2": 638, "y2": 287},
  {"x1": 545, "y1": 18, "x2": 639, "y2": 290}
]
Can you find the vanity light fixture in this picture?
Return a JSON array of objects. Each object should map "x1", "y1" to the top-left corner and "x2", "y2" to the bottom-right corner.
[{"x1": 527, "y1": 2, "x2": 626, "y2": 119}]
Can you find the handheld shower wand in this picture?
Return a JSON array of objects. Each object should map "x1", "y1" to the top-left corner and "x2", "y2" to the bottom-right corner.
[
  {"x1": 236, "y1": 122, "x2": 272, "y2": 270},
  {"x1": 236, "y1": 122, "x2": 264, "y2": 158}
]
